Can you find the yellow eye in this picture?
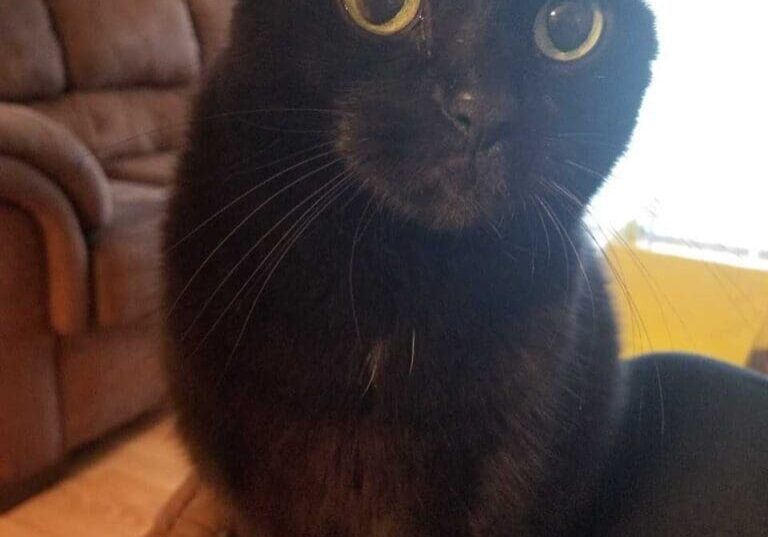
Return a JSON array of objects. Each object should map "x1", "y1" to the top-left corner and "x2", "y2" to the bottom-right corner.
[
  {"x1": 534, "y1": 0, "x2": 605, "y2": 62},
  {"x1": 342, "y1": 0, "x2": 422, "y2": 36}
]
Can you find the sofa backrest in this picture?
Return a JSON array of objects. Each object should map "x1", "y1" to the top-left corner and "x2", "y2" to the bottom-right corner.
[{"x1": 0, "y1": 0, "x2": 234, "y2": 160}]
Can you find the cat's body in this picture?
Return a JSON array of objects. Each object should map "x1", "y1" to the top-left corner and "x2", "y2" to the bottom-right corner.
[{"x1": 164, "y1": 1, "x2": 768, "y2": 536}]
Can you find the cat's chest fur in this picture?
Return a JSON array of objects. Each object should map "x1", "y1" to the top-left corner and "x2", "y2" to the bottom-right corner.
[
  {"x1": 166, "y1": 188, "x2": 622, "y2": 536},
  {"x1": 235, "y1": 414, "x2": 425, "y2": 537},
  {"x1": 182, "y1": 251, "x2": 620, "y2": 537}
]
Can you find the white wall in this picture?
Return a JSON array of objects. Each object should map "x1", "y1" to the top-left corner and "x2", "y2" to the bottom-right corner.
[{"x1": 589, "y1": 0, "x2": 768, "y2": 267}]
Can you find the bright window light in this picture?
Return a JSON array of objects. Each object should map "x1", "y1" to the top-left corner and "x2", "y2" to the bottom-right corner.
[{"x1": 589, "y1": 0, "x2": 768, "y2": 270}]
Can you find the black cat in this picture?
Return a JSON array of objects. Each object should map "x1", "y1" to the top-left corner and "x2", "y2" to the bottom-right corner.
[{"x1": 164, "y1": 1, "x2": 768, "y2": 536}]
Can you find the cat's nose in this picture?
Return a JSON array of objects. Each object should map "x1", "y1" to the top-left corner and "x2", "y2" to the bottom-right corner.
[
  {"x1": 439, "y1": 85, "x2": 515, "y2": 149},
  {"x1": 446, "y1": 91, "x2": 480, "y2": 135}
]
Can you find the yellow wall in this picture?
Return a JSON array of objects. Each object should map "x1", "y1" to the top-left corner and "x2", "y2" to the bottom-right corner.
[{"x1": 605, "y1": 245, "x2": 768, "y2": 367}]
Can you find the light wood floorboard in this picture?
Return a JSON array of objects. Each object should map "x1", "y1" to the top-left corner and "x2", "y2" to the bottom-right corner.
[{"x1": 0, "y1": 416, "x2": 191, "y2": 537}]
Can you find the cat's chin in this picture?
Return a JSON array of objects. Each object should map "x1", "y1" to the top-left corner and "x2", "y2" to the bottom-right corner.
[
  {"x1": 394, "y1": 194, "x2": 489, "y2": 231},
  {"x1": 362, "y1": 184, "x2": 508, "y2": 232},
  {"x1": 354, "y1": 145, "x2": 513, "y2": 232}
]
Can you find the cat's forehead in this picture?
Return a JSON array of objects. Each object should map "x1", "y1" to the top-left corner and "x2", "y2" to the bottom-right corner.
[
  {"x1": 258, "y1": 0, "x2": 644, "y2": 37},
  {"x1": 244, "y1": 0, "x2": 655, "y2": 71},
  {"x1": 285, "y1": 0, "x2": 628, "y2": 17}
]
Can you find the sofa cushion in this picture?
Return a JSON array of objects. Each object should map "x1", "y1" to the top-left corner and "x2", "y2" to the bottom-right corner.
[
  {"x1": 106, "y1": 151, "x2": 180, "y2": 187},
  {"x1": 0, "y1": 0, "x2": 66, "y2": 101},
  {"x1": 187, "y1": 0, "x2": 237, "y2": 66},
  {"x1": 92, "y1": 181, "x2": 168, "y2": 328},
  {"x1": 48, "y1": 0, "x2": 201, "y2": 90},
  {"x1": 31, "y1": 88, "x2": 192, "y2": 161},
  {"x1": 59, "y1": 324, "x2": 166, "y2": 450}
]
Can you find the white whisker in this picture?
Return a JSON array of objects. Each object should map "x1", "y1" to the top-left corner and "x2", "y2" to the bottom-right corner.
[{"x1": 168, "y1": 154, "x2": 341, "y2": 318}]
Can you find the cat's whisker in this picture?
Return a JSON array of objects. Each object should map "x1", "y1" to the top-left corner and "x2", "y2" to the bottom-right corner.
[
  {"x1": 576, "y1": 219, "x2": 655, "y2": 353},
  {"x1": 233, "y1": 121, "x2": 334, "y2": 135},
  {"x1": 179, "y1": 168, "x2": 348, "y2": 342},
  {"x1": 540, "y1": 197, "x2": 597, "y2": 321},
  {"x1": 168, "y1": 154, "x2": 342, "y2": 318},
  {"x1": 535, "y1": 195, "x2": 571, "y2": 290},
  {"x1": 220, "y1": 174, "x2": 359, "y2": 375},
  {"x1": 589, "y1": 219, "x2": 687, "y2": 351},
  {"x1": 196, "y1": 138, "x2": 335, "y2": 189},
  {"x1": 542, "y1": 139, "x2": 621, "y2": 153},
  {"x1": 197, "y1": 171, "x2": 355, "y2": 358},
  {"x1": 167, "y1": 143, "x2": 336, "y2": 250},
  {"x1": 186, "y1": 137, "x2": 285, "y2": 189},
  {"x1": 560, "y1": 158, "x2": 609, "y2": 180},
  {"x1": 214, "y1": 107, "x2": 350, "y2": 116},
  {"x1": 538, "y1": 177, "x2": 587, "y2": 211},
  {"x1": 519, "y1": 195, "x2": 538, "y2": 281},
  {"x1": 167, "y1": 141, "x2": 338, "y2": 252},
  {"x1": 338, "y1": 165, "x2": 373, "y2": 212},
  {"x1": 91, "y1": 108, "x2": 344, "y2": 161},
  {"x1": 540, "y1": 180, "x2": 602, "y2": 321},
  {"x1": 252, "y1": 174, "x2": 359, "y2": 311},
  {"x1": 553, "y1": 131, "x2": 607, "y2": 137},
  {"x1": 544, "y1": 181, "x2": 680, "y2": 349},
  {"x1": 532, "y1": 199, "x2": 553, "y2": 264},
  {"x1": 349, "y1": 190, "x2": 378, "y2": 345},
  {"x1": 362, "y1": 343, "x2": 381, "y2": 397},
  {"x1": 485, "y1": 216, "x2": 504, "y2": 240},
  {"x1": 550, "y1": 131, "x2": 626, "y2": 146}
]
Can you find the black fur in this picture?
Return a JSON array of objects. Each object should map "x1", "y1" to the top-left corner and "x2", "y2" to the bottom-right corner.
[{"x1": 163, "y1": 1, "x2": 768, "y2": 536}]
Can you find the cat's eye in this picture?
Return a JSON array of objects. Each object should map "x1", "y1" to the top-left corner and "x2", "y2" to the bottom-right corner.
[
  {"x1": 534, "y1": 0, "x2": 605, "y2": 62},
  {"x1": 342, "y1": 0, "x2": 422, "y2": 36}
]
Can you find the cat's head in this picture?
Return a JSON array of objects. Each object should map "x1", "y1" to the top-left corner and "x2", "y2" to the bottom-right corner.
[{"x1": 228, "y1": 0, "x2": 657, "y2": 230}]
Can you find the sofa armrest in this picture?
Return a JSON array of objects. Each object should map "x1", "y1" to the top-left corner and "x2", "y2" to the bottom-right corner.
[
  {"x1": 0, "y1": 157, "x2": 89, "y2": 334},
  {"x1": 0, "y1": 103, "x2": 113, "y2": 230}
]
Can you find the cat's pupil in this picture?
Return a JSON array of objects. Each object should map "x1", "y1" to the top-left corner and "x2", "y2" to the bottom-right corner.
[
  {"x1": 546, "y1": 1, "x2": 595, "y2": 51},
  {"x1": 358, "y1": 0, "x2": 405, "y2": 24}
]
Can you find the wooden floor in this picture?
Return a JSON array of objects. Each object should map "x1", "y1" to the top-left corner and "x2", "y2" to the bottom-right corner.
[{"x1": 0, "y1": 416, "x2": 191, "y2": 537}]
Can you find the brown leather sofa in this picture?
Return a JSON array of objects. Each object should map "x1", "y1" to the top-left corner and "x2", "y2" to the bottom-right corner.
[{"x1": 0, "y1": 0, "x2": 233, "y2": 510}]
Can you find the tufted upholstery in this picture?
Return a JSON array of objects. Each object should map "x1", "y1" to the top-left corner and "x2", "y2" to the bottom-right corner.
[
  {"x1": 0, "y1": 0, "x2": 67, "y2": 100},
  {"x1": 49, "y1": 0, "x2": 201, "y2": 90},
  {"x1": 0, "y1": 0, "x2": 234, "y2": 510}
]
